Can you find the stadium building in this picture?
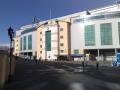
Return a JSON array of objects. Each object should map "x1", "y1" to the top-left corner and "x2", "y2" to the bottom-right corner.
[{"x1": 14, "y1": 3, "x2": 120, "y2": 61}]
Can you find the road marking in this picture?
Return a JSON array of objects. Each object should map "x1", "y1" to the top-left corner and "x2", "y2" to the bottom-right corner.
[
  {"x1": 69, "y1": 82, "x2": 85, "y2": 90},
  {"x1": 46, "y1": 65, "x2": 65, "y2": 73},
  {"x1": 62, "y1": 65, "x2": 89, "y2": 72},
  {"x1": 106, "y1": 82, "x2": 120, "y2": 90},
  {"x1": 62, "y1": 65, "x2": 74, "y2": 70},
  {"x1": 36, "y1": 69, "x2": 54, "y2": 72}
]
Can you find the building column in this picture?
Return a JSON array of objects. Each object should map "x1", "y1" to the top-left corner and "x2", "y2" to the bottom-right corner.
[
  {"x1": 115, "y1": 48, "x2": 117, "y2": 58},
  {"x1": 98, "y1": 49, "x2": 100, "y2": 61}
]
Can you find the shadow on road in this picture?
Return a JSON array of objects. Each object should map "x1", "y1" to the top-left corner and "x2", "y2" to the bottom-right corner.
[{"x1": 3, "y1": 59, "x2": 120, "y2": 90}]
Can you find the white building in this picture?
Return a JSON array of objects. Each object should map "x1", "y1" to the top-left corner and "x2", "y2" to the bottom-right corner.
[
  {"x1": 17, "y1": 24, "x2": 38, "y2": 58},
  {"x1": 71, "y1": 3, "x2": 120, "y2": 61}
]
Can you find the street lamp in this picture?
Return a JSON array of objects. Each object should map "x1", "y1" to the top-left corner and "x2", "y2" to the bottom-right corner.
[{"x1": 8, "y1": 26, "x2": 14, "y2": 80}]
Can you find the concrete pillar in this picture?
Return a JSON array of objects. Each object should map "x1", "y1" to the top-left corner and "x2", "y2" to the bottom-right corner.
[
  {"x1": 0, "y1": 51, "x2": 9, "y2": 88},
  {"x1": 115, "y1": 48, "x2": 117, "y2": 57},
  {"x1": 98, "y1": 49, "x2": 100, "y2": 61},
  {"x1": 115, "y1": 48, "x2": 117, "y2": 61}
]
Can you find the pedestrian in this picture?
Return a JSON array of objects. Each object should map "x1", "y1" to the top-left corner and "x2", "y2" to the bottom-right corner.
[
  {"x1": 96, "y1": 61, "x2": 99, "y2": 70},
  {"x1": 39, "y1": 57, "x2": 41, "y2": 62},
  {"x1": 82, "y1": 61, "x2": 85, "y2": 72},
  {"x1": 35, "y1": 57, "x2": 37, "y2": 64}
]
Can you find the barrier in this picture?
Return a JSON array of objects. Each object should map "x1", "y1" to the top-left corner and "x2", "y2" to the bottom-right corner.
[
  {"x1": 0, "y1": 50, "x2": 16, "y2": 88},
  {"x1": 0, "y1": 51, "x2": 9, "y2": 88}
]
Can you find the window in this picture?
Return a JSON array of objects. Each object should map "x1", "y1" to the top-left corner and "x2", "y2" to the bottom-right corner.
[
  {"x1": 20, "y1": 38, "x2": 22, "y2": 51},
  {"x1": 60, "y1": 28, "x2": 63, "y2": 31},
  {"x1": 118, "y1": 22, "x2": 120, "y2": 44},
  {"x1": 28, "y1": 35, "x2": 32, "y2": 50},
  {"x1": 40, "y1": 51, "x2": 42, "y2": 54},
  {"x1": 85, "y1": 25, "x2": 95, "y2": 46},
  {"x1": 100, "y1": 23, "x2": 112, "y2": 45},
  {"x1": 40, "y1": 38, "x2": 42, "y2": 41},
  {"x1": 74, "y1": 49, "x2": 79, "y2": 54},
  {"x1": 61, "y1": 50, "x2": 64, "y2": 53},
  {"x1": 60, "y1": 43, "x2": 64, "y2": 46},
  {"x1": 40, "y1": 32, "x2": 42, "y2": 34},
  {"x1": 23, "y1": 36, "x2": 26, "y2": 50},
  {"x1": 60, "y1": 36, "x2": 63, "y2": 39},
  {"x1": 40, "y1": 45, "x2": 42, "y2": 48},
  {"x1": 45, "y1": 31, "x2": 51, "y2": 51}
]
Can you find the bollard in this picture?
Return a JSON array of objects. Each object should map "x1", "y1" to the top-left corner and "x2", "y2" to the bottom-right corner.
[{"x1": 10, "y1": 55, "x2": 16, "y2": 76}]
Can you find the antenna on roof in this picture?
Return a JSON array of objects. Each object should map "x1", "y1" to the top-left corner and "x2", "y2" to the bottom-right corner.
[
  {"x1": 116, "y1": 0, "x2": 120, "y2": 7},
  {"x1": 116, "y1": 0, "x2": 120, "y2": 4},
  {"x1": 32, "y1": 16, "x2": 39, "y2": 24},
  {"x1": 86, "y1": 11, "x2": 91, "y2": 15}
]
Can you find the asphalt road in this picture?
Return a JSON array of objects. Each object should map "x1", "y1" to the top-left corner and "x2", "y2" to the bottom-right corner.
[{"x1": 3, "y1": 59, "x2": 120, "y2": 90}]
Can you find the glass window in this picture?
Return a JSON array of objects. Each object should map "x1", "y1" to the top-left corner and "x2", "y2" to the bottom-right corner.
[
  {"x1": 40, "y1": 38, "x2": 42, "y2": 41},
  {"x1": 60, "y1": 43, "x2": 64, "y2": 46},
  {"x1": 73, "y1": 11, "x2": 120, "y2": 23},
  {"x1": 74, "y1": 49, "x2": 79, "y2": 54},
  {"x1": 40, "y1": 32, "x2": 42, "y2": 34},
  {"x1": 118, "y1": 22, "x2": 120, "y2": 44},
  {"x1": 20, "y1": 38, "x2": 22, "y2": 51},
  {"x1": 61, "y1": 50, "x2": 64, "y2": 53},
  {"x1": 23, "y1": 36, "x2": 26, "y2": 50},
  {"x1": 45, "y1": 31, "x2": 51, "y2": 51},
  {"x1": 85, "y1": 25, "x2": 95, "y2": 46},
  {"x1": 28, "y1": 35, "x2": 32, "y2": 50},
  {"x1": 60, "y1": 28, "x2": 63, "y2": 31},
  {"x1": 100, "y1": 23, "x2": 112, "y2": 45},
  {"x1": 40, "y1": 45, "x2": 42, "y2": 48},
  {"x1": 21, "y1": 28, "x2": 36, "y2": 35},
  {"x1": 60, "y1": 36, "x2": 63, "y2": 39},
  {"x1": 40, "y1": 51, "x2": 42, "y2": 54}
]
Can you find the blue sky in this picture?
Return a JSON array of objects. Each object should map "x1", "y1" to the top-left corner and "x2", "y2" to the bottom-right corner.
[{"x1": 0, "y1": 0, "x2": 115, "y2": 44}]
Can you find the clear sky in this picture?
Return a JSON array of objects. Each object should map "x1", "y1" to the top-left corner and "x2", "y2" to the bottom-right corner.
[{"x1": 0, "y1": 0, "x2": 115, "y2": 44}]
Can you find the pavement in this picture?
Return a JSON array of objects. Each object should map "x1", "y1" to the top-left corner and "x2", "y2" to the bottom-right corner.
[{"x1": 3, "y1": 59, "x2": 120, "y2": 90}]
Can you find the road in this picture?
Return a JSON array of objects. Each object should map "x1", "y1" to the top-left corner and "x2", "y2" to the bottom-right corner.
[{"x1": 3, "y1": 59, "x2": 120, "y2": 90}]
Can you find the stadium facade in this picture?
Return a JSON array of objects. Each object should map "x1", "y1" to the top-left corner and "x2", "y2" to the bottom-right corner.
[{"x1": 14, "y1": 3, "x2": 120, "y2": 61}]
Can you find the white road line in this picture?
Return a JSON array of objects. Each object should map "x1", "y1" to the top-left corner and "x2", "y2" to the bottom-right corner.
[
  {"x1": 69, "y1": 83, "x2": 85, "y2": 90},
  {"x1": 62, "y1": 65, "x2": 74, "y2": 70},
  {"x1": 45, "y1": 65, "x2": 65, "y2": 73}
]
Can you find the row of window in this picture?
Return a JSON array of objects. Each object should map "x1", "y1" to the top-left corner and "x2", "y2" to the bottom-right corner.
[
  {"x1": 72, "y1": 23, "x2": 120, "y2": 54},
  {"x1": 20, "y1": 35, "x2": 32, "y2": 51},
  {"x1": 40, "y1": 29, "x2": 64, "y2": 51},
  {"x1": 39, "y1": 28, "x2": 63, "y2": 35},
  {"x1": 73, "y1": 11, "x2": 120, "y2": 23},
  {"x1": 85, "y1": 23, "x2": 114, "y2": 46},
  {"x1": 40, "y1": 43, "x2": 64, "y2": 48},
  {"x1": 40, "y1": 50, "x2": 65, "y2": 54},
  {"x1": 40, "y1": 36, "x2": 63, "y2": 42}
]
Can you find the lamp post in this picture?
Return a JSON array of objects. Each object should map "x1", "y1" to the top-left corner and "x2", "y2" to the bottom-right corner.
[{"x1": 8, "y1": 27, "x2": 14, "y2": 80}]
